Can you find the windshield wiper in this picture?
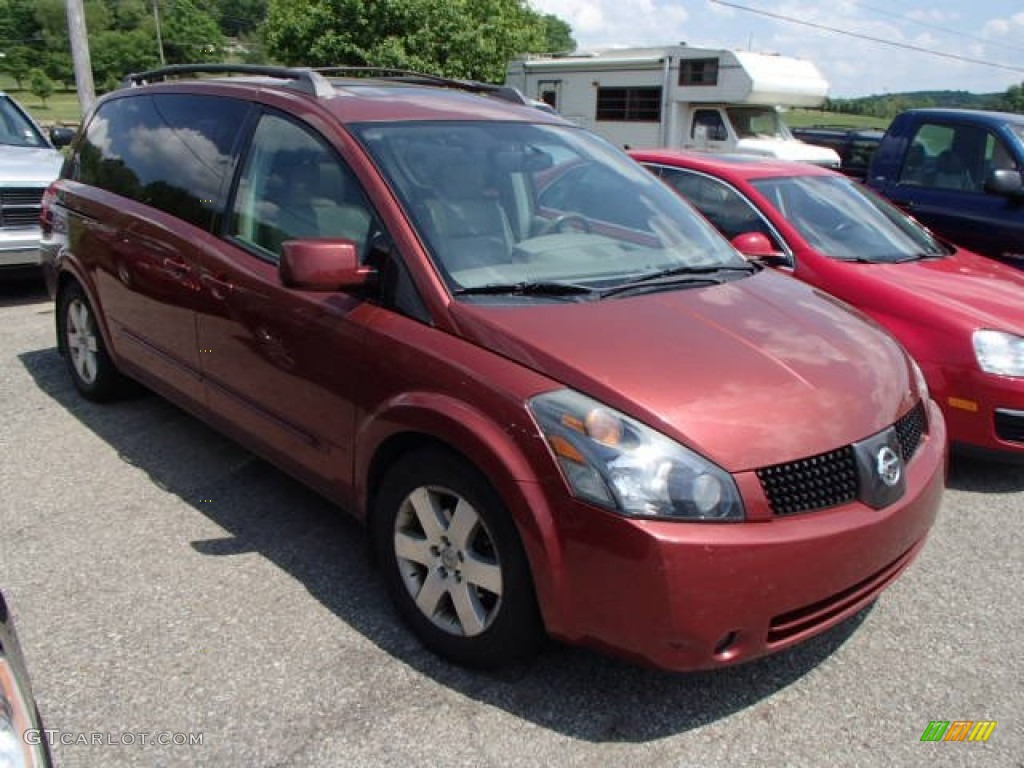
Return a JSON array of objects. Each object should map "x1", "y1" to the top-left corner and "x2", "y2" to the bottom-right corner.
[
  {"x1": 892, "y1": 251, "x2": 948, "y2": 263},
  {"x1": 598, "y1": 263, "x2": 756, "y2": 299},
  {"x1": 453, "y1": 281, "x2": 595, "y2": 298}
]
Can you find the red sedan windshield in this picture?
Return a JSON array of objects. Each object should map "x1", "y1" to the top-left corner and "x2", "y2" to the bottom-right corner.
[{"x1": 751, "y1": 175, "x2": 950, "y2": 262}]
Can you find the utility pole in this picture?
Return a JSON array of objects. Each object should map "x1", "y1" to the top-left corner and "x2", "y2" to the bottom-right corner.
[
  {"x1": 153, "y1": 0, "x2": 166, "y2": 66},
  {"x1": 65, "y1": 0, "x2": 95, "y2": 114}
]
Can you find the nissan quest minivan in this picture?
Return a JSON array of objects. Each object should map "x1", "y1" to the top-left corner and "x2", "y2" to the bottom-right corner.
[{"x1": 40, "y1": 65, "x2": 946, "y2": 671}]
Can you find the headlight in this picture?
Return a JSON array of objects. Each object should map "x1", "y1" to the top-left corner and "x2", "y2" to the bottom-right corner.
[
  {"x1": 528, "y1": 390, "x2": 744, "y2": 521},
  {"x1": 973, "y1": 330, "x2": 1024, "y2": 377}
]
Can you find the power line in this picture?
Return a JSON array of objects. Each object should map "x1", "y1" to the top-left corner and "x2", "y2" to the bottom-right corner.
[
  {"x1": 849, "y1": 0, "x2": 1024, "y2": 57},
  {"x1": 708, "y1": 0, "x2": 1024, "y2": 74}
]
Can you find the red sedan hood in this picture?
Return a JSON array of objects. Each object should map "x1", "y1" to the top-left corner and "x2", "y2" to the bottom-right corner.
[
  {"x1": 863, "y1": 251, "x2": 1024, "y2": 331},
  {"x1": 451, "y1": 271, "x2": 914, "y2": 472}
]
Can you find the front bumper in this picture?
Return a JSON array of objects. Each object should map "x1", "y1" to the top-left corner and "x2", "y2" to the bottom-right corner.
[
  {"x1": 0, "y1": 227, "x2": 43, "y2": 268},
  {"x1": 936, "y1": 366, "x2": 1024, "y2": 458},
  {"x1": 533, "y1": 400, "x2": 946, "y2": 671}
]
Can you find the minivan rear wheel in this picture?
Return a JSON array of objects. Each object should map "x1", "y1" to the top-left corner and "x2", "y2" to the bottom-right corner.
[
  {"x1": 373, "y1": 449, "x2": 543, "y2": 667},
  {"x1": 58, "y1": 282, "x2": 126, "y2": 401}
]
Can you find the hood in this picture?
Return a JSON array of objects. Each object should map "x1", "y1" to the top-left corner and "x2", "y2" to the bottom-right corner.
[
  {"x1": 860, "y1": 250, "x2": 1024, "y2": 333},
  {"x1": 737, "y1": 137, "x2": 841, "y2": 167},
  {"x1": 450, "y1": 270, "x2": 914, "y2": 472},
  {"x1": 0, "y1": 144, "x2": 63, "y2": 185}
]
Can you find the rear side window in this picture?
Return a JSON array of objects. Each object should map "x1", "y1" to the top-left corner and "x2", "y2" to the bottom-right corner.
[{"x1": 73, "y1": 94, "x2": 248, "y2": 230}]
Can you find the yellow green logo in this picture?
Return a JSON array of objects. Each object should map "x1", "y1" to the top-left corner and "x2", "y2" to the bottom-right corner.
[{"x1": 920, "y1": 721, "x2": 996, "y2": 742}]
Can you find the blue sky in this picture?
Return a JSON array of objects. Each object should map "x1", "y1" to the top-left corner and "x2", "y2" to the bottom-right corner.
[{"x1": 529, "y1": 0, "x2": 1024, "y2": 98}]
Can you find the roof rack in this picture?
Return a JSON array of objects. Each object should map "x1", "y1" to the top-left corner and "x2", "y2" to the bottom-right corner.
[
  {"x1": 121, "y1": 64, "x2": 335, "y2": 98},
  {"x1": 311, "y1": 66, "x2": 531, "y2": 106}
]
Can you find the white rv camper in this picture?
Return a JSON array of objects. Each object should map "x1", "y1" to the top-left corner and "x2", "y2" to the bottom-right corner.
[{"x1": 506, "y1": 45, "x2": 841, "y2": 168}]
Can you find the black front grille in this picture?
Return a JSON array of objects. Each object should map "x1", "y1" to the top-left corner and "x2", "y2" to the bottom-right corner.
[
  {"x1": 758, "y1": 400, "x2": 927, "y2": 517},
  {"x1": 757, "y1": 446, "x2": 859, "y2": 516},
  {"x1": 0, "y1": 187, "x2": 44, "y2": 227},
  {"x1": 895, "y1": 400, "x2": 927, "y2": 460},
  {"x1": 995, "y1": 409, "x2": 1024, "y2": 444}
]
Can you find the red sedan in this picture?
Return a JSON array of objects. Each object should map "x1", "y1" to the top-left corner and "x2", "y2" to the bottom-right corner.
[{"x1": 632, "y1": 149, "x2": 1024, "y2": 461}]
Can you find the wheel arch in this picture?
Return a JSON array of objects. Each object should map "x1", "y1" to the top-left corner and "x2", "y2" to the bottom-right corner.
[
  {"x1": 54, "y1": 266, "x2": 116, "y2": 362},
  {"x1": 357, "y1": 394, "x2": 571, "y2": 636}
]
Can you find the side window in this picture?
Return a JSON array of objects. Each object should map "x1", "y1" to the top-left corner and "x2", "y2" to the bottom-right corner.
[
  {"x1": 73, "y1": 94, "x2": 247, "y2": 230},
  {"x1": 230, "y1": 112, "x2": 374, "y2": 264},
  {"x1": 657, "y1": 167, "x2": 778, "y2": 245},
  {"x1": 900, "y1": 122, "x2": 984, "y2": 192},
  {"x1": 984, "y1": 133, "x2": 1019, "y2": 175},
  {"x1": 692, "y1": 110, "x2": 727, "y2": 142}
]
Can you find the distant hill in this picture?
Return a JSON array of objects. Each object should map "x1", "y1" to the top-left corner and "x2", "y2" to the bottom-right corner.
[{"x1": 824, "y1": 89, "x2": 1016, "y2": 120}]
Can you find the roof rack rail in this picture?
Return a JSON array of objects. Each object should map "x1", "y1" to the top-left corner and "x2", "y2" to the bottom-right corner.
[
  {"x1": 310, "y1": 66, "x2": 531, "y2": 106},
  {"x1": 121, "y1": 64, "x2": 335, "y2": 98}
]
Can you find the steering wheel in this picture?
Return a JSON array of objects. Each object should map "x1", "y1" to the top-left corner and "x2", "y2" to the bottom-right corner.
[{"x1": 539, "y1": 213, "x2": 592, "y2": 235}]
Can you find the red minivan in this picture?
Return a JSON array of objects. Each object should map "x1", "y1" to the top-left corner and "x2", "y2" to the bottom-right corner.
[{"x1": 40, "y1": 65, "x2": 945, "y2": 671}]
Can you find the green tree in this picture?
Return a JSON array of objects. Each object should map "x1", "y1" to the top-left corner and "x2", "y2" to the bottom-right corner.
[
  {"x1": 43, "y1": 49, "x2": 74, "y2": 89},
  {"x1": 1002, "y1": 83, "x2": 1024, "y2": 114},
  {"x1": 28, "y1": 67, "x2": 54, "y2": 106},
  {"x1": 111, "y1": 0, "x2": 150, "y2": 31},
  {"x1": 0, "y1": 0, "x2": 42, "y2": 47},
  {"x1": 34, "y1": 0, "x2": 111, "y2": 44},
  {"x1": 213, "y1": 0, "x2": 268, "y2": 36},
  {"x1": 0, "y1": 46, "x2": 32, "y2": 89},
  {"x1": 92, "y1": 29, "x2": 160, "y2": 89},
  {"x1": 265, "y1": 0, "x2": 568, "y2": 83},
  {"x1": 539, "y1": 13, "x2": 573, "y2": 53},
  {"x1": 162, "y1": 0, "x2": 225, "y2": 63}
]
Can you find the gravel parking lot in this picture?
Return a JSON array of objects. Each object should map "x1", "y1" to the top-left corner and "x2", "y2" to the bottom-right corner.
[{"x1": 1, "y1": 277, "x2": 1021, "y2": 768}]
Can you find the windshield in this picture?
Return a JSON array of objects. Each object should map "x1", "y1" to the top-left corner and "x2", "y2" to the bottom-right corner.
[
  {"x1": 725, "y1": 107, "x2": 791, "y2": 140},
  {"x1": 0, "y1": 95, "x2": 46, "y2": 148},
  {"x1": 751, "y1": 174, "x2": 949, "y2": 262},
  {"x1": 351, "y1": 121, "x2": 745, "y2": 296},
  {"x1": 1008, "y1": 123, "x2": 1024, "y2": 147}
]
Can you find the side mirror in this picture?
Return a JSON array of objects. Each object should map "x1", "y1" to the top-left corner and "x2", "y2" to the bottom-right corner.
[
  {"x1": 49, "y1": 126, "x2": 76, "y2": 149},
  {"x1": 730, "y1": 232, "x2": 789, "y2": 267},
  {"x1": 279, "y1": 239, "x2": 376, "y2": 291},
  {"x1": 984, "y1": 168, "x2": 1024, "y2": 197}
]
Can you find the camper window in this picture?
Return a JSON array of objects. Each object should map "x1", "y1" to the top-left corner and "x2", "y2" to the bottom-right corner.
[
  {"x1": 595, "y1": 87, "x2": 662, "y2": 122},
  {"x1": 679, "y1": 58, "x2": 719, "y2": 86}
]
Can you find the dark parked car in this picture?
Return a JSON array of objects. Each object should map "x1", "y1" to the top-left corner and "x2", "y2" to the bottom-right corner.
[
  {"x1": 791, "y1": 125, "x2": 884, "y2": 180},
  {"x1": 40, "y1": 64, "x2": 944, "y2": 671},
  {"x1": 634, "y1": 149, "x2": 1024, "y2": 461},
  {"x1": 868, "y1": 108, "x2": 1024, "y2": 264},
  {"x1": 0, "y1": 590, "x2": 52, "y2": 767}
]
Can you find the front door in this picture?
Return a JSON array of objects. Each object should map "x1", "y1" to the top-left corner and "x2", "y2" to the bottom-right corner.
[{"x1": 195, "y1": 110, "x2": 380, "y2": 498}]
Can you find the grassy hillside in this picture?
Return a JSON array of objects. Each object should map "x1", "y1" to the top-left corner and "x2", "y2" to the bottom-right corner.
[
  {"x1": 0, "y1": 74, "x2": 84, "y2": 126},
  {"x1": 784, "y1": 109, "x2": 890, "y2": 130}
]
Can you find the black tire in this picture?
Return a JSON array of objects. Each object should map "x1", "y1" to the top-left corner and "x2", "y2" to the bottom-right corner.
[
  {"x1": 372, "y1": 449, "x2": 544, "y2": 668},
  {"x1": 57, "y1": 281, "x2": 127, "y2": 402}
]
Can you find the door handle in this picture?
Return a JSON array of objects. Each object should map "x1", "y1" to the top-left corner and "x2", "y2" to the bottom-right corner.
[
  {"x1": 162, "y1": 257, "x2": 190, "y2": 276},
  {"x1": 200, "y1": 270, "x2": 235, "y2": 299}
]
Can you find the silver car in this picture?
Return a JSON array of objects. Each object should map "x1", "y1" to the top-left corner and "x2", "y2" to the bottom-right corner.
[{"x1": 0, "y1": 92, "x2": 69, "y2": 273}]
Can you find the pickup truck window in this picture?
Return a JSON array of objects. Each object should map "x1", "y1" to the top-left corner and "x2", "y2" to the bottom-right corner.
[{"x1": 897, "y1": 122, "x2": 1005, "y2": 193}]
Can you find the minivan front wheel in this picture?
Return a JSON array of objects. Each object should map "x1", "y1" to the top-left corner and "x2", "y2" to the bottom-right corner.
[
  {"x1": 58, "y1": 282, "x2": 125, "y2": 401},
  {"x1": 373, "y1": 450, "x2": 543, "y2": 667}
]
